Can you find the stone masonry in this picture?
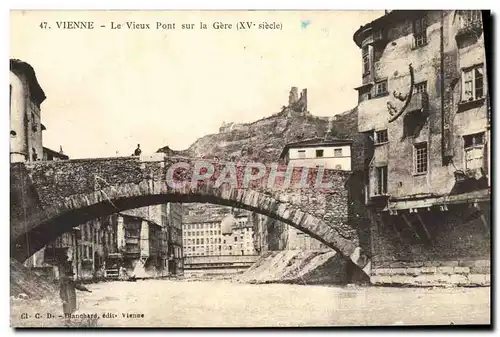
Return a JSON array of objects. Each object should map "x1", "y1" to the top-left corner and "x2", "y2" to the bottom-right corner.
[{"x1": 10, "y1": 155, "x2": 371, "y2": 274}]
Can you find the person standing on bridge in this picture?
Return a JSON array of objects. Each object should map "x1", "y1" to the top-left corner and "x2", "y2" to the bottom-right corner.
[{"x1": 134, "y1": 144, "x2": 142, "y2": 156}]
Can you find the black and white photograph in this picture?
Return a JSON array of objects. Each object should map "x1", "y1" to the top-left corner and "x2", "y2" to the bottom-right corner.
[{"x1": 9, "y1": 9, "x2": 492, "y2": 328}]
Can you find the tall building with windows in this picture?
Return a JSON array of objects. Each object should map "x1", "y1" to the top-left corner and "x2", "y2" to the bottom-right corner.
[
  {"x1": 353, "y1": 10, "x2": 490, "y2": 285},
  {"x1": 220, "y1": 211, "x2": 256, "y2": 256},
  {"x1": 10, "y1": 59, "x2": 46, "y2": 163},
  {"x1": 165, "y1": 203, "x2": 184, "y2": 274},
  {"x1": 182, "y1": 215, "x2": 224, "y2": 257}
]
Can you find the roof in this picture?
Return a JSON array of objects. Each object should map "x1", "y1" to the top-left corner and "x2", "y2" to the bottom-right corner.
[
  {"x1": 183, "y1": 214, "x2": 225, "y2": 224},
  {"x1": 352, "y1": 10, "x2": 425, "y2": 47},
  {"x1": 280, "y1": 137, "x2": 353, "y2": 159},
  {"x1": 43, "y1": 147, "x2": 69, "y2": 160},
  {"x1": 10, "y1": 59, "x2": 46, "y2": 106}
]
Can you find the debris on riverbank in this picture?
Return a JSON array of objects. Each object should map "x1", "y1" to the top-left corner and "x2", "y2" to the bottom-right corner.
[
  {"x1": 10, "y1": 258, "x2": 58, "y2": 300},
  {"x1": 236, "y1": 250, "x2": 369, "y2": 285}
]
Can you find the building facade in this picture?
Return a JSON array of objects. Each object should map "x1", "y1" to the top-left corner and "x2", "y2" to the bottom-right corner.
[
  {"x1": 10, "y1": 59, "x2": 46, "y2": 163},
  {"x1": 182, "y1": 214, "x2": 224, "y2": 257},
  {"x1": 280, "y1": 138, "x2": 353, "y2": 171},
  {"x1": 166, "y1": 203, "x2": 184, "y2": 274},
  {"x1": 220, "y1": 211, "x2": 256, "y2": 256},
  {"x1": 353, "y1": 10, "x2": 491, "y2": 286},
  {"x1": 254, "y1": 138, "x2": 353, "y2": 253}
]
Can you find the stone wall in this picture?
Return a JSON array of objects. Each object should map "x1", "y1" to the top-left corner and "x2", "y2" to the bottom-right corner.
[
  {"x1": 370, "y1": 202, "x2": 490, "y2": 286},
  {"x1": 371, "y1": 259, "x2": 490, "y2": 287},
  {"x1": 12, "y1": 157, "x2": 371, "y2": 272}
]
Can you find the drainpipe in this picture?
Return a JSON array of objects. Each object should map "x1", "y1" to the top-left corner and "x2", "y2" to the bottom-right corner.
[{"x1": 440, "y1": 10, "x2": 446, "y2": 163}]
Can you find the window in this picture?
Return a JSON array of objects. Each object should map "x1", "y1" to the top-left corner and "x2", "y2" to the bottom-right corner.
[
  {"x1": 464, "y1": 132, "x2": 485, "y2": 170},
  {"x1": 334, "y1": 148, "x2": 342, "y2": 157},
  {"x1": 414, "y1": 81, "x2": 427, "y2": 94},
  {"x1": 414, "y1": 143, "x2": 428, "y2": 174},
  {"x1": 375, "y1": 166, "x2": 388, "y2": 195},
  {"x1": 297, "y1": 150, "x2": 306, "y2": 158},
  {"x1": 375, "y1": 80, "x2": 388, "y2": 97},
  {"x1": 375, "y1": 129, "x2": 389, "y2": 144},
  {"x1": 234, "y1": 237, "x2": 238, "y2": 242},
  {"x1": 462, "y1": 65, "x2": 484, "y2": 102},
  {"x1": 413, "y1": 16, "x2": 427, "y2": 48},
  {"x1": 315, "y1": 149, "x2": 324, "y2": 158},
  {"x1": 362, "y1": 45, "x2": 370, "y2": 75}
]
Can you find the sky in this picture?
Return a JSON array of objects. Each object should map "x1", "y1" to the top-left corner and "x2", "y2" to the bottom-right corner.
[{"x1": 10, "y1": 10, "x2": 383, "y2": 159}]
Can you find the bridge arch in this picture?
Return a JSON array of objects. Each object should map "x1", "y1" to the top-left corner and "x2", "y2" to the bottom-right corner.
[{"x1": 11, "y1": 156, "x2": 371, "y2": 274}]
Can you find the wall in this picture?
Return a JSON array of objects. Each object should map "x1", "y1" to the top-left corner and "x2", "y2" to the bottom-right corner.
[
  {"x1": 10, "y1": 71, "x2": 28, "y2": 163},
  {"x1": 370, "y1": 201, "x2": 490, "y2": 286},
  {"x1": 288, "y1": 145, "x2": 352, "y2": 170},
  {"x1": 9, "y1": 69, "x2": 43, "y2": 164},
  {"x1": 357, "y1": 11, "x2": 489, "y2": 200},
  {"x1": 353, "y1": 10, "x2": 491, "y2": 286},
  {"x1": 252, "y1": 213, "x2": 331, "y2": 253},
  {"x1": 183, "y1": 219, "x2": 223, "y2": 257}
]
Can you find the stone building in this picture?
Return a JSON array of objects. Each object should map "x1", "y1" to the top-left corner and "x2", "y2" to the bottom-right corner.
[
  {"x1": 220, "y1": 211, "x2": 256, "y2": 256},
  {"x1": 252, "y1": 137, "x2": 357, "y2": 253},
  {"x1": 182, "y1": 213, "x2": 224, "y2": 257},
  {"x1": 353, "y1": 10, "x2": 490, "y2": 286},
  {"x1": 10, "y1": 59, "x2": 46, "y2": 163},
  {"x1": 9, "y1": 58, "x2": 74, "y2": 271},
  {"x1": 166, "y1": 203, "x2": 184, "y2": 274},
  {"x1": 280, "y1": 137, "x2": 353, "y2": 171},
  {"x1": 122, "y1": 204, "x2": 184, "y2": 276}
]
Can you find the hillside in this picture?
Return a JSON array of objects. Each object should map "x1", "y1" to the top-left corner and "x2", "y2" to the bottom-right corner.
[{"x1": 157, "y1": 87, "x2": 360, "y2": 164}]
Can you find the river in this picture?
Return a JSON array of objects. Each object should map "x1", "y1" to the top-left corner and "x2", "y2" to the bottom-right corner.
[{"x1": 11, "y1": 279, "x2": 490, "y2": 327}]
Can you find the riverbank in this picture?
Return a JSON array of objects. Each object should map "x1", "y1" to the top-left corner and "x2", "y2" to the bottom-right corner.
[
  {"x1": 11, "y1": 279, "x2": 491, "y2": 327},
  {"x1": 236, "y1": 250, "x2": 370, "y2": 285}
]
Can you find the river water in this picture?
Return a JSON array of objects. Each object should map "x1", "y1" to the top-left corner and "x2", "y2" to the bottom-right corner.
[{"x1": 11, "y1": 279, "x2": 490, "y2": 327}]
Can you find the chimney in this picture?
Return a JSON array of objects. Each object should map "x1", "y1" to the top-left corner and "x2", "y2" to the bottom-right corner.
[{"x1": 59, "y1": 145, "x2": 64, "y2": 154}]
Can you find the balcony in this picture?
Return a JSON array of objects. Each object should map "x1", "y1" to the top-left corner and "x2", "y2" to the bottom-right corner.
[
  {"x1": 456, "y1": 19, "x2": 483, "y2": 42},
  {"x1": 406, "y1": 92, "x2": 429, "y2": 113}
]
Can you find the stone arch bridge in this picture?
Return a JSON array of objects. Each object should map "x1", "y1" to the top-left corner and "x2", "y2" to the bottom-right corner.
[{"x1": 10, "y1": 154, "x2": 371, "y2": 274}]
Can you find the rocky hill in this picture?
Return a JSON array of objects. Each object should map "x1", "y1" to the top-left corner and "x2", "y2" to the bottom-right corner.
[{"x1": 157, "y1": 87, "x2": 361, "y2": 165}]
